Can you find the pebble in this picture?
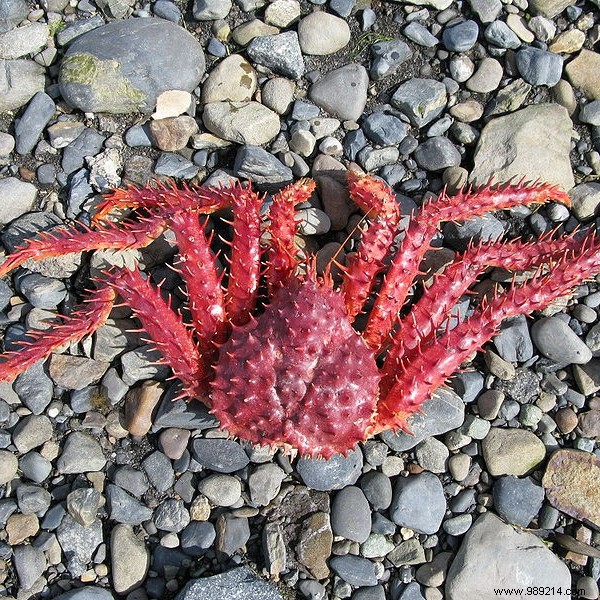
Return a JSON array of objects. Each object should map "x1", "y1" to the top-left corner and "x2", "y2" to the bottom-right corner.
[
  {"x1": 106, "y1": 485, "x2": 153, "y2": 525},
  {"x1": 531, "y1": 316, "x2": 592, "y2": 364},
  {"x1": 329, "y1": 555, "x2": 378, "y2": 587},
  {"x1": 110, "y1": 524, "x2": 149, "y2": 595},
  {"x1": 246, "y1": 31, "x2": 304, "y2": 79},
  {"x1": 516, "y1": 46, "x2": 563, "y2": 87},
  {"x1": 391, "y1": 78, "x2": 447, "y2": 127},
  {"x1": 12, "y1": 544, "x2": 46, "y2": 590},
  {"x1": 0, "y1": 177, "x2": 37, "y2": 225},
  {"x1": 360, "y1": 471, "x2": 393, "y2": 511},
  {"x1": 297, "y1": 448, "x2": 363, "y2": 491},
  {"x1": 404, "y1": 22, "x2": 438, "y2": 47},
  {"x1": 442, "y1": 19, "x2": 479, "y2": 52},
  {"x1": 389, "y1": 473, "x2": 446, "y2": 534},
  {"x1": 466, "y1": 57, "x2": 503, "y2": 93},
  {"x1": 481, "y1": 427, "x2": 546, "y2": 476},
  {"x1": 331, "y1": 486, "x2": 371, "y2": 543},
  {"x1": 370, "y1": 39, "x2": 412, "y2": 80},
  {"x1": 198, "y1": 474, "x2": 242, "y2": 507},
  {"x1": 14, "y1": 91, "x2": 55, "y2": 155},
  {"x1": 0, "y1": 450, "x2": 18, "y2": 485},
  {"x1": 309, "y1": 63, "x2": 369, "y2": 121},
  {"x1": 248, "y1": 463, "x2": 286, "y2": 506},
  {"x1": 297, "y1": 12, "x2": 350, "y2": 55}
]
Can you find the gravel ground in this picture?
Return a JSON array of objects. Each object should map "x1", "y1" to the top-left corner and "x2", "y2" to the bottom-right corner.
[{"x1": 1, "y1": 0, "x2": 600, "y2": 599}]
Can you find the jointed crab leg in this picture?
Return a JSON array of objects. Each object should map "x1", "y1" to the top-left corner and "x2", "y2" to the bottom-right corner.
[
  {"x1": 374, "y1": 233, "x2": 600, "y2": 433},
  {"x1": 383, "y1": 232, "x2": 585, "y2": 380},
  {"x1": 0, "y1": 287, "x2": 116, "y2": 382},
  {"x1": 363, "y1": 181, "x2": 571, "y2": 350},
  {"x1": 104, "y1": 268, "x2": 207, "y2": 398},
  {"x1": 266, "y1": 179, "x2": 316, "y2": 291},
  {"x1": 170, "y1": 212, "x2": 227, "y2": 351},
  {"x1": 0, "y1": 216, "x2": 167, "y2": 278},
  {"x1": 342, "y1": 172, "x2": 401, "y2": 319}
]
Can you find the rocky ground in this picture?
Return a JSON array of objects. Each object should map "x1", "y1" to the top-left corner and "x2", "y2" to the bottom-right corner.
[{"x1": 1, "y1": 0, "x2": 600, "y2": 598}]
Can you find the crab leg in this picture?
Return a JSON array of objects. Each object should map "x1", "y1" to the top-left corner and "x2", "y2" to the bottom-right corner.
[
  {"x1": 363, "y1": 181, "x2": 571, "y2": 350},
  {"x1": 92, "y1": 180, "x2": 238, "y2": 225},
  {"x1": 342, "y1": 172, "x2": 401, "y2": 318},
  {"x1": 170, "y1": 212, "x2": 227, "y2": 351},
  {"x1": 222, "y1": 186, "x2": 264, "y2": 325},
  {"x1": 382, "y1": 232, "x2": 584, "y2": 383},
  {"x1": 0, "y1": 216, "x2": 167, "y2": 278},
  {"x1": 104, "y1": 268, "x2": 207, "y2": 398},
  {"x1": 374, "y1": 233, "x2": 600, "y2": 433},
  {"x1": 265, "y1": 178, "x2": 316, "y2": 291},
  {"x1": 0, "y1": 287, "x2": 116, "y2": 383}
]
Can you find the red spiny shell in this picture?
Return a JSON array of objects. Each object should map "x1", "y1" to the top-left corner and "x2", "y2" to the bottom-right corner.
[{"x1": 210, "y1": 278, "x2": 380, "y2": 458}]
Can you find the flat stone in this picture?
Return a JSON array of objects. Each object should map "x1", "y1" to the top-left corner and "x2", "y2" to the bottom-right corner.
[
  {"x1": 49, "y1": 354, "x2": 110, "y2": 390},
  {"x1": 309, "y1": 63, "x2": 369, "y2": 121},
  {"x1": 0, "y1": 59, "x2": 45, "y2": 112},
  {"x1": 445, "y1": 513, "x2": 570, "y2": 599},
  {"x1": 53, "y1": 587, "x2": 115, "y2": 600},
  {"x1": 296, "y1": 511, "x2": 333, "y2": 579},
  {"x1": 493, "y1": 476, "x2": 545, "y2": 527},
  {"x1": 470, "y1": 104, "x2": 574, "y2": 191},
  {"x1": 191, "y1": 438, "x2": 249, "y2": 473},
  {"x1": 56, "y1": 514, "x2": 103, "y2": 577},
  {"x1": 565, "y1": 50, "x2": 600, "y2": 100},
  {"x1": 297, "y1": 447, "x2": 363, "y2": 491},
  {"x1": 203, "y1": 101, "x2": 280, "y2": 145},
  {"x1": 0, "y1": 22, "x2": 48, "y2": 59},
  {"x1": 0, "y1": 450, "x2": 18, "y2": 485},
  {"x1": 57, "y1": 432, "x2": 107, "y2": 474},
  {"x1": 481, "y1": 427, "x2": 546, "y2": 476},
  {"x1": 111, "y1": 524, "x2": 149, "y2": 595},
  {"x1": 331, "y1": 486, "x2": 371, "y2": 543},
  {"x1": 59, "y1": 18, "x2": 205, "y2": 113},
  {"x1": 369, "y1": 39, "x2": 412, "y2": 80},
  {"x1": 233, "y1": 145, "x2": 293, "y2": 184},
  {"x1": 543, "y1": 449, "x2": 600, "y2": 530},
  {"x1": 12, "y1": 544, "x2": 46, "y2": 591},
  {"x1": 572, "y1": 359, "x2": 600, "y2": 395}
]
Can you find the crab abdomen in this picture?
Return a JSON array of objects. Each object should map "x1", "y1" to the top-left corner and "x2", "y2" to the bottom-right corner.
[{"x1": 210, "y1": 278, "x2": 380, "y2": 458}]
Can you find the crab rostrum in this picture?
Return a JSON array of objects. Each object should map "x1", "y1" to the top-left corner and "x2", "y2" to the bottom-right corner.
[{"x1": 1, "y1": 172, "x2": 599, "y2": 458}]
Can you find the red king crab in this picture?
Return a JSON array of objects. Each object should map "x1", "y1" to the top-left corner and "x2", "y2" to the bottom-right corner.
[{"x1": 1, "y1": 172, "x2": 599, "y2": 458}]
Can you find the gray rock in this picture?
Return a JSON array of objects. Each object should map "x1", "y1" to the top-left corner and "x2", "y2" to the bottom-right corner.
[
  {"x1": 329, "y1": 555, "x2": 378, "y2": 587},
  {"x1": 181, "y1": 521, "x2": 216, "y2": 556},
  {"x1": 19, "y1": 451, "x2": 52, "y2": 483},
  {"x1": 404, "y1": 22, "x2": 438, "y2": 47},
  {"x1": 56, "y1": 514, "x2": 103, "y2": 577},
  {"x1": 14, "y1": 361, "x2": 53, "y2": 414},
  {"x1": 67, "y1": 488, "x2": 102, "y2": 527},
  {"x1": 445, "y1": 513, "x2": 570, "y2": 599},
  {"x1": 198, "y1": 474, "x2": 242, "y2": 507},
  {"x1": 569, "y1": 182, "x2": 600, "y2": 221},
  {"x1": 191, "y1": 438, "x2": 249, "y2": 473},
  {"x1": 193, "y1": 0, "x2": 232, "y2": 19},
  {"x1": 14, "y1": 92, "x2": 55, "y2": 154},
  {"x1": 18, "y1": 272, "x2": 67, "y2": 309},
  {"x1": 246, "y1": 31, "x2": 304, "y2": 79},
  {"x1": 531, "y1": 317, "x2": 592, "y2": 364},
  {"x1": 142, "y1": 451, "x2": 175, "y2": 492},
  {"x1": 233, "y1": 145, "x2": 293, "y2": 184},
  {"x1": 62, "y1": 128, "x2": 106, "y2": 175},
  {"x1": 443, "y1": 214, "x2": 504, "y2": 251},
  {"x1": 297, "y1": 447, "x2": 363, "y2": 491},
  {"x1": 579, "y1": 100, "x2": 600, "y2": 126},
  {"x1": 331, "y1": 486, "x2": 371, "y2": 543},
  {"x1": 174, "y1": 567, "x2": 283, "y2": 600},
  {"x1": 516, "y1": 46, "x2": 563, "y2": 87},
  {"x1": 381, "y1": 388, "x2": 465, "y2": 451},
  {"x1": 391, "y1": 78, "x2": 447, "y2": 128},
  {"x1": 370, "y1": 39, "x2": 412, "y2": 80},
  {"x1": 484, "y1": 21, "x2": 522, "y2": 49},
  {"x1": 0, "y1": 177, "x2": 37, "y2": 225},
  {"x1": 16, "y1": 484, "x2": 52, "y2": 515},
  {"x1": 360, "y1": 471, "x2": 393, "y2": 511},
  {"x1": 297, "y1": 12, "x2": 350, "y2": 55},
  {"x1": 470, "y1": 104, "x2": 574, "y2": 191},
  {"x1": 56, "y1": 15, "x2": 105, "y2": 46},
  {"x1": 389, "y1": 472, "x2": 446, "y2": 534},
  {"x1": 154, "y1": 0, "x2": 182, "y2": 21},
  {"x1": 12, "y1": 544, "x2": 46, "y2": 590},
  {"x1": 248, "y1": 463, "x2": 286, "y2": 506},
  {"x1": 493, "y1": 476, "x2": 545, "y2": 527},
  {"x1": 493, "y1": 315, "x2": 534, "y2": 363},
  {"x1": 415, "y1": 437, "x2": 449, "y2": 473},
  {"x1": 154, "y1": 498, "x2": 190, "y2": 533},
  {"x1": 442, "y1": 20, "x2": 479, "y2": 52},
  {"x1": 12, "y1": 414, "x2": 53, "y2": 453},
  {"x1": 362, "y1": 112, "x2": 408, "y2": 145},
  {"x1": 467, "y1": 0, "x2": 501, "y2": 22},
  {"x1": 53, "y1": 587, "x2": 115, "y2": 600},
  {"x1": 57, "y1": 432, "x2": 106, "y2": 474},
  {"x1": 59, "y1": 18, "x2": 205, "y2": 113},
  {"x1": 414, "y1": 136, "x2": 461, "y2": 171},
  {"x1": 443, "y1": 514, "x2": 472, "y2": 536},
  {"x1": 154, "y1": 152, "x2": 199, "y2": 179},
  {"x1": 215, "y1": 513, "x2": 250, "y2": 555},
  {"x1": 309, "y1": 63, "x2": 369, "y2": 121},
  {"x1": 0, "y1": 0, "x2": 28, "y2": 33},
  {"x1": 481, "y1": 427, "x2": 546, "y2": 476},
  {"x1": 0, "y1": 59, "x2": 45, "y2": 112},
  {"x1": 106, "y1": 484, "x2": 153, "y2": 524},
  {"x1": 0, "y1": 22, "x2": 48, "y2": 59}
]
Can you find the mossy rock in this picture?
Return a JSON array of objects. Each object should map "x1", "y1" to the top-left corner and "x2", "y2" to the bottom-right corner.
[{"x1": 58, "y1": 18, "x2": 205, "y2": 114}]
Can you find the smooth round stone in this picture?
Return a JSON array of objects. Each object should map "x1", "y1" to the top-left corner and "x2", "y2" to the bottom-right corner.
[
  {"x1": 414, "y1": 136, "x2": 461, "y2": 171},
  {"x1": 19, "y1": 452, "x2": 52, "y2": 484},
  {"x1": 516, "y1": 46, "x2": 563, "y2": 87},
  {"x1": 360, "y1": 471, "x2": 392, "y2": 511},
  {"x1": 0, "y1": 177, "x2": 37, "y2": 225},
  {"x1": 329, "y1": 555, "x2": 378, "y2": 587},
  {"x1": 248, "y1": 463, "x2": 286, "y2": 506},
  {"x1": 193, "y1": 0, "x2": 232, "y2": 19},
  {"x1": 404, "y1": 22, "x2": 439, "y2": 47},
  {"x1": 191, "y1": 439, "x2": 249, "y2": 473},
  {"x1": 0, "y1": 59, "x2": 45, "y2": 112},
  {"x1": 531, "y1": 317, "x2": 592, "y2": 364},
  {"x1": 389, "y1": 472, "x2": 446, "y2": 534},
  {"x1": 297, "y1": 12, "x2": 350, "y2": 55},
  {"x1": 111, "y1": 524, "x2": 149, "y2": 594},
  {"x1": 449, "y1": 55, "x2": 475, "y2": 82},
  {"x1": 481, "y1": 428, "x2": 546, "y2": 477},
  {"x1": 493, "y1": 476, "x2": 545, "y2": 527},
  {"x1": 484, "y1": 20, "x2": 521, "y2": 49},
  {"x1": 297, "y1": 448, "x2": 363, "y2": 491},
  {"x1": 442, "y1": 19, "x2": 479, "y2": 52},
  {"x1": 261, "y1": 77, "x2": 295, "y2": 115},
  {"x1": 415, "y1": 438, "x2": 450, "y2": 473},
  {"x1": 181, "y1": 521, "x2": 216, "y2": 556},
  {"x1": 362, "y1": 112, "x2": 408, "y2": 145},
  {"x1": 0, "y1": 450, "x2": 18, "y2": 485},
  {"x1": 466, "y1": 57, "x2": 503, "y2": 93},
  {"x1": 570, "y1": 182, "x2": 600, "y2": 221},
  {"x1": 197, "y1": 474, "x2": 242, "y2": 507},
  {"x1": 201, "y1": 54, "x2": 257, "y2": 103},
  {"x1": 331, "y1": 486, "x2": 371, "y2": 543},
  {"x1": 443, "y1": 513, "x2": 472, "y2": 536},
  {"x1": 57, "y1": 432, "x2": 107, "y2": 474},
  {"x1": 59, "y1": 18, "x2": 205, "y2": 113}
]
